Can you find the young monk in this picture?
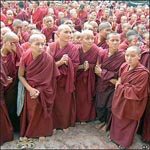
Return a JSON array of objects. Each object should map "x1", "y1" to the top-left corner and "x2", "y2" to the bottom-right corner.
[
  {"x1": 0, "y1": 47, "x2": 13, "y2": 146},
  {"x1": 76, "y1": 30, "x2": 100, "y2": 124},
  {"x1": 1, "y1": 32, "x2": 22, "y2": 132},
  {"x1": 109, "y1": 46, "x2": 149, "y2": 149},
  {"x1": 18, "y1": 34, "x2": 59, "y2": 142},
  {"x1": 95, "y1": 32, "x2": 125, "y2": 130},
  {"x1": 47, "y1": 24, "x2": 79, "y2": 133}
]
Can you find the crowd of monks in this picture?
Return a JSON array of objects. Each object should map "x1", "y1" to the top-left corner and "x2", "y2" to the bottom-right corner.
[{"x1": 0, "y1": 0, "x2": 150, "y2": 149}]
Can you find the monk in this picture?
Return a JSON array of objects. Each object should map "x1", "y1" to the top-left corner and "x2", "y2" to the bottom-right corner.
[
  {"x1": 0, "y1": 51, "x2": 13, "y2": 146},
  {"x1": 1, "y1": 32, "x2": 22, "y2": 132},
  {"x1": 18, "y1": 34, "x2": 59, "y2": 141},
  {"x1": 47, "y1": 24, "x2": 79, "y2": 133},
  {"x1": 140, "y1": 32, "x2": 150, "y2": 144},
  {"x1": 95, "y1": 32, "x2": 125, "y2": 130},
  {"x1": 41, "y1": 15, "x2": 58, "y2": 44},
  {"x1": 109, "y1": 46, "x2": 149, "y2": 149},
  {"x1": 97, "y1": 22, "x2": 112, "y2": 49},
  {"x1": 76, "y1": 30, "x2": 100, "y2": 123}
]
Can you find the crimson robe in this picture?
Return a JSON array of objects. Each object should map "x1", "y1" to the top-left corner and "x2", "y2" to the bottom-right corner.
[
  {"x1": 0, "y1": 59, "x2": 13, "y2": 145},
  {"x1": 118, "y1": 40, "x2": 129, "y2": 52},
  {"x1": 140, "y1": 50, "x2": 150, "y2": 142},
  {"x1": 48, "y1": 41, "x2": 79, "y2": 129},
  {"x1": 110, "y1": 63, "x2": 149, "y2": 148},
  {"x1": 20, "y1": 50, "x2": 59, "y2": 138},
  {"x1": 3, "y1": 44, "x2": 22, "y2": 132},
  {"x1": 96, "y1": 50, "x2": 125, "y2": 124},
  {"x1": 76, "y1": 44, "x2": 100, "y2": 122},
  {"x1": 32, "y1": 6, "x2": 48, "y2": 30},
  {"x1": 41, "y1": 25, "x2": 58, "y2": 44},
  {"x1": 97, "y1": 39, "x2": 109, "y2": 49}
]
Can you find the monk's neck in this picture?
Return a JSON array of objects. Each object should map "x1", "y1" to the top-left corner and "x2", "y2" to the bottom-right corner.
[
  {"x1": 108, "y1": 49, "x2": 117, "y2": 57},
  {"x1": 1, "y1": 48, "x2": 9, "y2": 56},
  {"x1": 58, "y1": 40, "x2": 68, "y2": 49},
  {"x1": 32, "y1": 50, "x2": 42, "y2": 59},
  {"x1": 82, "y1": 45, "x2": 90, "y2": 52}
]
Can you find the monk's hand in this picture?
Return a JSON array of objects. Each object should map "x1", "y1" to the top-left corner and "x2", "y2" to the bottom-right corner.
[
  {"x1": 63, "y1": 54, "x2": 69, "y2": 66},
  {"x1": 7, "y1": 76, "x2": 13, "y2": 85},
  {"x1": 109, "y1": 79, "x2": 118, "y2": 85},
  {"x1": 29, "y1": 88, "x2": 40, "y2": 99},
  {"x1": 84, "y1": 61, "x2": 89, "y2": 71},
  {"x1": 94, "y1": 64, "x2": 102, "y2": 76},
  {"x1": 115, "y1": 78, "x2": 121, "y2": 89}
]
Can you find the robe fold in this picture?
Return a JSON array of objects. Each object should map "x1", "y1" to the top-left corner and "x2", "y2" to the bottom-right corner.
[
  {"x1": 0, "y1": 59, "x2": 13, "y2": 145},
  {"x1": 110, "y1": 63, "x2": 149, "y2": 148},
  {"x1": 20, "y1": 50, "x2": 59, "y2": 138},
  {"x1": 76, "y1": 44, "x2": 100, "y2": 122},
  {"x1": 140, "y1": 50, "x2": 150, "y2": 142},
  {"x1": 96, "y1": 50, "x2": 125, "y2": 123},
  {"x1": 3, "y1": 45, "x2": 22, "y2": 131},
  {"x1": 48, "y1": 41, "x2": 79, "y2": 129}
]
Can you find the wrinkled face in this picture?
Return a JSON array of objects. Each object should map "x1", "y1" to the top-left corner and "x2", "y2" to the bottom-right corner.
[
  {"x1": 125, "y1": 49, "x2": 140, "y2": 68},
  {"x1": 30, "y1": 38, "x2": 45, "y2": 53},
  {"x1": 45, "y1": 17, "x2": 54, "y2": 29},
  {"x1": 58, "y1": 27, "x2": 72, "y2": 42},
  {"x1": 107, "y1": 34, "x2": 120, "y2": 52},
  {"x1": 82, "y1": 33, "x2": 94, "y2": 48}
]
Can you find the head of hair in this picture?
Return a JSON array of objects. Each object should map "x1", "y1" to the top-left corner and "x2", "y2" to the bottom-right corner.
[
  {"x1": 99, "y1": 22, "x2": 112, "y2": 31},
  {"x1": 126, "y1": 46, "x2": 141, "y2": 54}
]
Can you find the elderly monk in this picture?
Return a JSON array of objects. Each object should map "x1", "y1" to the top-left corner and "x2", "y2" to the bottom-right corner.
[
  {"x1": 76, "y1": 30, "x2": 100, "y2": 123},
  {"x1": 97, "y1": 22, "x2": 112, "y2": 49},
  {"x1": 47, "y1": 24, "x2": 79, "y2": 133},
  {"x1": 1, "y1": 31, "x2": 22, "y2": 132},
  {"x1": 109, "y1": 46, "x2": 149, "y2": 149},
  {"x1": 18, "y1": 34, "x2": 59, "y2": 142},
  {"x1": 0, "y1": 58, "x2": 13, "y2": 145},
  {"x1": 95, "y1": 32, "x2": 125, "y2": 130}
]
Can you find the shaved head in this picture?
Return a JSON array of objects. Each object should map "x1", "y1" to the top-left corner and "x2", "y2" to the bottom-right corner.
[
  {"x1": 126, "y1": 46, "x2": 141, "y2": 54},
  {"x1": 29, "y1": 33, "x2": 46, "y2": 43},
  {"x1": 3, "y1": 31, "x2": 19, "y2": 42}
]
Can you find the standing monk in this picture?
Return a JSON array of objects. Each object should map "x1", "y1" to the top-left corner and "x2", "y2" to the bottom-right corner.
[
  {"x1": 110, "y1": 46, "x2": 149, "y2": 149},
  {"x1": 76, "y1": 30, "x2": 100, "y2": 123},
  {"x1": 0, "y1": 56, "x2": 13, "y2": 145},
  {"x1": 95, "y1": 32, "x2": 125, "y2": 130},
  {"x1": 140, "y1": 32, "x2": 150, "y2": 144},
  {"x1": 18, "y1": 34, "x2": 59, "y2": 141},
  {"x1": 47, "y1": 24, "x2": 79, "y2": 133},
  {"x1": 1, "y1": 32, "x2": 22, "y2": 132}
]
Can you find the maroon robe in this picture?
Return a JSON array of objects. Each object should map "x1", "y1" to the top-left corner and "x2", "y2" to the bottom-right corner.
[
  {"x1": 110, "y1": 63, "x2": 149, "y2": 148},
  {"x1": 48, "y1": 41, "x2": 79, "y2": 129},
  {"x1": 140, "y1": 50, "x2": 150, "y2": 142},
  {"x1": 41, "y1": 25, "x2": 58, "y2": 44},
  {"x1": 118, "y1": 40, "x2": 129, "y2": 52},
  {"x1": 96, "y1": 50, "x2": 125, "y2": 124},
  {"x1": 20, "y1": 50, "x2": 59, "y2": 138},
  {"x1": 3, "y1": 44, "x2": 22, "y2": 131},
  {"x1": 76, "y1": 44, "x2": 100, "y2": 122},
  {"x1": 0, "y1": 59, "x2": 13, "y2": 145},
  {"x1": 97, "y1": 39, "x2": 109, "y2": 49}
]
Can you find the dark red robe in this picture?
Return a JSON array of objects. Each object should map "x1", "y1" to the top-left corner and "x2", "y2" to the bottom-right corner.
[
  {"x1": 97, "y1": 39, "x2": 109, "y2": 49},
  {"x1": 96, "y1": 50, "x2": 125, "y2": 124},
  {"x1": 0, "y1": 59, "x2": 13, "y2": 145},
  {"x1": 20, "y1": 50, "x2": 59, "y2": 138},
  {"x1": 48, "y1": 40, "x2": 79, "y2": 129},
  {"x1": 2, "y1": 44, "x2": 22, "y2": 132},
  {"x1": 76, "y1": 44, "x2": 100, "y2": 122},
  {"x1": 140, "y1": 50, "x2": 150, "y2": 142},
  {"x1": 110, "y1": 63, "x2": 149, "y2": 148}
]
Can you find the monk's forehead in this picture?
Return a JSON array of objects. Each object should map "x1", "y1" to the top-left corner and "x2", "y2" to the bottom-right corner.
[{"x1": 126, "y1": 49, "x2": 139, "y2": 54}]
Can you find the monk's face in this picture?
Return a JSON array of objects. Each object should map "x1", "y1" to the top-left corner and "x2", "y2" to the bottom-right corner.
[
  {"x1": 81, "y1": 33, "x2": 94, "y2": 48},
  {"x1": 100, "y1": 27, "x2": 112, "y2": 39},
  {"x1": 73, "y1": 33, "x2": 81, "y2": 44},
  {"x1": 58, "y1": 27, "x2": 72, "y2": 42},
  {"x1": 30, "y1": 38, "x2": 45, "y2": 53},
  {"x1": 143, "y1": 33, "x2": 149, "y2": 47},
  {"x1": 45, "y1": 18, "x2": 54, "y2": 29},
  {"x1": 107, "y1": 34, "x2": 120, "y2": 52},
  {"x1": 125, "y1": 49, "x2": 141, "y2": 68}
]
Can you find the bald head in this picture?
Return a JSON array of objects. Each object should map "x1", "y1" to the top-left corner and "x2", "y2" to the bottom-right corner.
[
  {"x1": 57, "y1": 24, "x2": 71, "y2": 33},
  {"x1": 126, "y1": 46, "x2": 141, "y2": 54},
  {"x1": 81, "y1": 29, "x2": 94, "y2": 37},
  {"x1": 3, "y1": 31, "x2": 19, "y2": 42},
  {"x1": 99, "y1": 22, "x2": 112, "y2": 31},
  {"x1": 29, "y1": 33, "x2": 46, "y2": 43}
]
